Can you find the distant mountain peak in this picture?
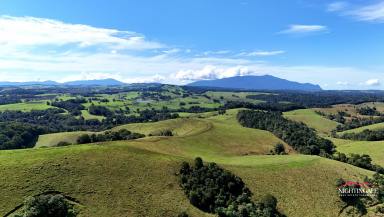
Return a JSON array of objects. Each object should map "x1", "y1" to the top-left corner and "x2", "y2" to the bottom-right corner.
[
  {"x1": 187, "y1": 75, "x2": 322, "y2": 91},
  {"x1": 63, "y1": 78, "x2": 125, "y2": 86}
]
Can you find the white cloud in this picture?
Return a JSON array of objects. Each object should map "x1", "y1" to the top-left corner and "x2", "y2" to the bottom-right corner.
[
  {"x1": 202, "y1": 50, "x2": 231, "y2": 56},
  {"x1": 174, "y1": 65, "x2": 257, "y2": 81},
  {"x1": 162, "y1": 48, "x2": 181, "y2": 54},
  {"x1": 365, "y1": 79, "x2": 380, "y2": 86},
  {"x1": 349, "y1": 2, "x2": 384, "y2": 22},
  {"x1": 0, "y1": 16, "x2": 163, "y2": 50},
  {"x1": 239, "y1": 50, "x2": 285, "y2": 57},
  {"x1": 327, "y1": 2, "x2": 348, "y2": 12},
  {"x1": 280, "y1": 24, "x2": 328, "y2": 34},
  {"x1": 328, "y1": 1, "x2": 384, "y2": 23}
]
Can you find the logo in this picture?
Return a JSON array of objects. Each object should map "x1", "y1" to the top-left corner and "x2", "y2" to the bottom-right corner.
[{"x1": 337, "y1": 181, "x2": 378, "y2": 197}]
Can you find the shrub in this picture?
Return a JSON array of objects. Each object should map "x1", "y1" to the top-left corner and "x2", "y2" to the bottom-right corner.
[
  {"x1": 273, "y1": 143, "x2": 286, "y2": 155},
  {"x1": 19, "y1": 194, "x2": 76, "y2": 217}
]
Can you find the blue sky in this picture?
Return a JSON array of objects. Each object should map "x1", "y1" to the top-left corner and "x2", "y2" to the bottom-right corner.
[{"x1": 0, "y1": 0, "x2": 383, "y2": 89}]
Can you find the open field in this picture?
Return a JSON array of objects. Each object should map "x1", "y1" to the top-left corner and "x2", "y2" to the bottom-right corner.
[
  {"x1": 0, "y1": 101, "x2": 53, "y2": 112},
  {"x1": 81, "y1": 110, "x2": 105, "y2": 121},
  {"x1": 283, "y1": 109, "x2": 339, "y2": 135},
  {"x1": 331, "y1": 137, "x2": 384, "y2": 166}
]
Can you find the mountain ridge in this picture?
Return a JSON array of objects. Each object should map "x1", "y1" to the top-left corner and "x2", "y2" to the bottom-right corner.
[{"x1": 187, "y1": 75, "x2": 322, "y2": 91}]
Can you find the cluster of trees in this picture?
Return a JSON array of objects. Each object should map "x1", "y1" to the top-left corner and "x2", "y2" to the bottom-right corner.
[
  {"x1": 88, "y1": 105, "x2": 113, "y2": 117},
  {"x1": 51, "y1": 98, "x2": 86, "y2": 115},
  {"x1": 357, "y1": 106, "x2": 381, "y2": 116},
  {"x1": 332, "y1": 152, "x2": 384, "y2": 174},
  {"x1": 77, "y1": 129, "x2": 145, "y2": 144},
  {"x1": 246, "y1": 91, "x2": 384, "y2": 108},
  {"x1": 14, "y1": 194, "x2": 77, "y2": 217},
  {"x1": 0, "y1": 122, "x2": 45, "y2": 150},
  {"x1": 224, "y1": 101, "x2": 304, "y2": 112},
  {"x1": 0, "y1": 96, "x2": 22, "y2": 105},
  {"x1": 139, "y1": 91, "x2": 172, "y2": 101},
  {"x1": 237, "y1": 110, "x2": 335, "y2": 155},
  {"x1": 0, "y1": 106, "x2": 179, "y2": 150},
  {"x1": 316, "y1": 111, "x2": 348, "y2": 124},
  {"x1": 179, "y1": 158, "x2": 284, "y2": 217},
  {"x1": 339, "y1": 129, "x2": 384, "y2": 141}
]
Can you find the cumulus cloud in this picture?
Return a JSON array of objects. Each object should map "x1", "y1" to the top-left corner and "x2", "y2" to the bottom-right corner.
[
  {"x1": 280, "y1": 24, "x2": 328, "y2": 34},
  {"x1": 365, "y1": 79, "x2": 380, "y2": 86},
  {"x1": 0, "y1": 16, "x2": 163, "y2": 50},
  {"x1": 174, "y1": 65, "x2": 257, "y2": 81},
  {"x1": 239, "y1": 50, "x2": 285, "y2": 57}
]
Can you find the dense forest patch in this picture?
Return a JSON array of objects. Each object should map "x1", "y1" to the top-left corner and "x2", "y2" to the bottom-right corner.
[{"x1": 179, "y1": 157, "x2": 284, "y2": 217}]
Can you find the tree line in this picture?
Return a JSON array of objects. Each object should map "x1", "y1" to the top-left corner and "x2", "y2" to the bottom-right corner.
[
  {"x1": 246, "y1": 91, "x2": 384, "y2": 108},
  {"x1": 76, "y1": 129, "x2": 145, "y2": 144},
  {"x1": 237, "y1": 110, "x2": 335, "y2": 155}
]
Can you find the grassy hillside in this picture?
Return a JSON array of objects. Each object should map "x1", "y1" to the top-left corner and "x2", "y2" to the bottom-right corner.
[
  {"x1": 0, "y1": 145, "x2": 212, "y2": 217},
  {"x1": 36, "y1": 109, "x2": 290, "y2": 155},
  {"x1": 338, "y1": 122, "x2": 384, "y2": 135},
  {"x1": 0, "y1": 101, "x2": 53, "y2": 112},
  {"x1": 283, "y1": 109, "x2": 339, "y2": 135},
  {"x1": 1, "y1": 136, "x2": 373, "y2": 217},
  {"x1": 36, "y1": 131, "x2": 90, "y2": 148},
  {"x1": 1, "y1": 109, "x2": 378, "y2": 217},
  {"x1": 331, "y1": 137, "x2": 384, "y2": 166}
]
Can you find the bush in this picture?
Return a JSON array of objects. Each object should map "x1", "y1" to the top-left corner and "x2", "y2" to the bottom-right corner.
[
  {"x1": 149, "y1": 129, "x2": 173, "y2": 136},
  {"x1": 273, "y1": 143, "x2": 286, "y2": 155},
  {"x1": 19, "y1": 194, "x2": 76, "y2": 217}
]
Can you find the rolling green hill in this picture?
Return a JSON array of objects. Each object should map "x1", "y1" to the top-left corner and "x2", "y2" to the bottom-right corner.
[
  {"x1": 337, "y1": 122, "x2": 384, "y2": 135},
  {"x1": 0, "y1": 138, "x2": 372, "y2": 217},
  {"x1": 283, "y1": 109, "x2": 340, "y2": 135},
  {"x1": 1, "y1": 109, "x2": 379, "y2": 217},
  {"x1": 331, "y1": 137, "x2": 384, "y2": 167}
]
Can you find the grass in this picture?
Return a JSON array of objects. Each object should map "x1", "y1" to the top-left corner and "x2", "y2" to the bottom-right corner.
[
  {"x1": 338, "y1": 122, "x2": 384, "y2": 135},
  {"x1": 0, "y1": 101, "x2": 53, "y2": 112},
  {"x1": 1, "y1": 134, "x2": 373, "y2": 217},
  {"x1": 331, "y1": 137, "x2": 384, "y2": 166},
  {"x1": 0, "y1": 108, "x2": 379, "y2": 217},
  {"x1": 283, "y1": 109, "x2": 340, "y2": 135},
  {"x1": 35, "y1": 131, "x2": 90, "y2": 148},
  {"x1": 0, "y1": 145, "x2": 212, "y2": 217},
  {"x1": 35, "y1": 109, "x2": 290, "y2": 156},
  {"x1": 81, "y1": 110, "x2": 105, "y2": 121}
]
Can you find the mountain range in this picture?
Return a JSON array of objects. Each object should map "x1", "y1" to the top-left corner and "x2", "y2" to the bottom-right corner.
[
  {"x1": 0, "y1": 75, "x2": 322, "y2": 91},
  {"x1": 187, "y1": 75, "x2": 322, "y2": 91}
]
